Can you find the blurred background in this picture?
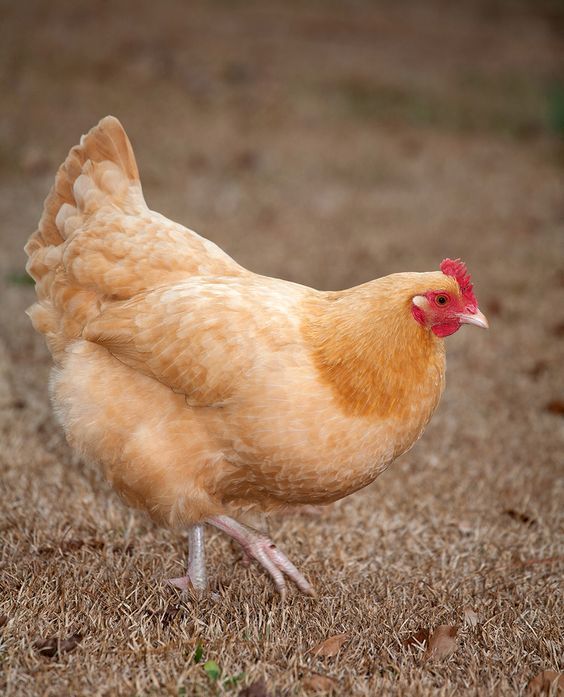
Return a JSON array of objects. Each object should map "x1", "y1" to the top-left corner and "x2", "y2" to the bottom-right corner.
[
  {"x1": 0, "y1": 2, "x2": 563, "y2": 694},
  {"x1": 1, "y1": 0, "x2": 563, "y2": 289}
]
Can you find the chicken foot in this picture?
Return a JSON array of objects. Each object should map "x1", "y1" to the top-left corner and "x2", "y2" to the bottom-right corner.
[
  {"x1": 208, "y1": 515, "x2": 315, "y2": 600},
  {"x1": 168, "y1": 524, "x2": 207, "y2": 593}
]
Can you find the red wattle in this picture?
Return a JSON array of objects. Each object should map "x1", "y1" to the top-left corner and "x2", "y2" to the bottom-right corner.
[{"x1": 431, "y1": 321, "x2": 461, "y2": 337}]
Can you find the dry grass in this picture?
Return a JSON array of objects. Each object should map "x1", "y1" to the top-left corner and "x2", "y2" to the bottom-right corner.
[{"x1": 0, "y1": 1, "x2": 563, "y2": 695}]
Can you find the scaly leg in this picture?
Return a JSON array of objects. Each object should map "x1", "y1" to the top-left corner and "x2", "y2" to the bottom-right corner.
[
  {"x1": 168, "y1": 524, "x2": 207, "y2": 593},
  {"x1": 207, "y1": 515, "x2": 315, "y2": 600}
]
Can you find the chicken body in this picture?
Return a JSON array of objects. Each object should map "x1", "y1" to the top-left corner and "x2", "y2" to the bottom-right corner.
[
  {"x1": 25, "y1": 117, "x2": 486, "y2": 597},
  {"x1": 53, "y1": 273, "x2": 445, "y2": 525}
]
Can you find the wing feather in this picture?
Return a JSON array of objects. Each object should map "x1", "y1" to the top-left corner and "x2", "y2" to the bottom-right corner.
[{"x1": 84, "y1": 278, "x2": 298, "y2": 406}]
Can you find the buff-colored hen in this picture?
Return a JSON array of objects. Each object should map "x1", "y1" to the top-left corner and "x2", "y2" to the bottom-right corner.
[{"x1": 25, "y1": 117, "x2": 488, "y2": 598}]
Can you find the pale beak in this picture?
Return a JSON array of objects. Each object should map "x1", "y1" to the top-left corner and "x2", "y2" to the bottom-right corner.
[{"x1": 458, "y1": 308, "x2": 489, "y2": 329}]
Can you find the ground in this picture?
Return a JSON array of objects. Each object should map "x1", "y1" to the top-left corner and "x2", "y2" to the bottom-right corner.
[{"x1": 0, "y1": 1, "x2": 563, "y2": 695}]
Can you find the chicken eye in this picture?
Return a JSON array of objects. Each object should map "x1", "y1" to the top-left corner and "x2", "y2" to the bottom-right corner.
[{"x1": 435, "y1": 294, "x2": 449, "y2": 306}]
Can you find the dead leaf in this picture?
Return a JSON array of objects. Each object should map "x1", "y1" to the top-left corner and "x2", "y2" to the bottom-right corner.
[
  {"x1": 527, "y1": 361, "x2": 548, "y2": 380},
  {"x1": 308, "y1": 633, "x2": 349, "y2": 657},
  {"x1": 545, "y1": 400, "x2": 564, "y2": 416},
  {"x1": 552, "y1": 322, "x2": 564, "y2": 337},
  {"x1": 0, "y1": 614, "x2": 7, "y2": 628},
  {"x1": 303, "y1": 674, "x2": 336, "y2": 693},
  {"x1": 424, "y1": 625, "x2": 458, "y2": 661},
  {"x1": 403, "y1": 628, "x2": 430, "y2": 648},
  {"x1": 34, "y1": 638, "x2": 59, "y2": 658},
  {"x1": 238, "y1": 679, "x2": 274, "y2": 697},
  {"x1": 59, "y1": 634, "x2": 83, "y2": 653},
  {"x1": 233, "y1": 149, "x2": 260, "y2": 172},
  {"x1": 528, "y1": 670, "x2": 564, "y2": 695},
  {"x1": 486, "y1": 298, "x2": 503, "y2": 316},
  {"x1": 160, "y1": 604, "x2": 180, "y2": 628},
  {"x1": 504, "y1": 508, "x2": 536, "y2": 526},
  {"x1": 463, "y1": 607, "x2": 479, "y2": 627},
  {"x1": 34, "y1": 633, "x2": 83, "y2": 658}
]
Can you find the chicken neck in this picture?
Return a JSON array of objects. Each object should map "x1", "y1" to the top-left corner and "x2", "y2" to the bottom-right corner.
[{"x1": 302, "y1": 273, "x2": 446, "y2": 420}]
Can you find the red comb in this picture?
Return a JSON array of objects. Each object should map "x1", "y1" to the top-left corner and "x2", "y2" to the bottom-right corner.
[{"x1": 440, "y1": 258, "x2": 477, "y2": 311}]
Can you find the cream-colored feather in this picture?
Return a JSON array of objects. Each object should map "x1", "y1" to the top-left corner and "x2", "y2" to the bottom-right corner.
[{"x1": 26, "y1": 117, "x2": 463, "y2": 529}]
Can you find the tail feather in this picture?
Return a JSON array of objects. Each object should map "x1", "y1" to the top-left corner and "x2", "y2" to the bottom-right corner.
[
  {"x1": 26, "y1": 116, "x2": 140, "y2": 258},
  {"x1": 25, "y1": 116, "x2": 142, "y2": 361},
  {"x1": 25, "y1": 115, "x2": 243, "y2": 363}
]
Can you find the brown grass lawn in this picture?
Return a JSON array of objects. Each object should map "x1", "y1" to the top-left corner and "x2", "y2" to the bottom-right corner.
[{"x1": 0, "y1": 1, "x2": 563, "y2": 695}]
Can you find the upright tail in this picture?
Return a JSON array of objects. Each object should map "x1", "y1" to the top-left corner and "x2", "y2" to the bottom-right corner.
[{"x1": 24, "y1": 116, "x2": 144, "y2": 361}]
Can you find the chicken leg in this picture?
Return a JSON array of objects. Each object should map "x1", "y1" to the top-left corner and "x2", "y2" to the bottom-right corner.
[
  {"x1": 168, "y1": 524, "x2": 207, "y2": 592},
  {"x1": 208, "y1": 515, "x2": 315, "y2": 600}
]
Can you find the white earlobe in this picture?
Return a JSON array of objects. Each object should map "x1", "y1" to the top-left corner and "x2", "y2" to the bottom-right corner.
[{"x1": 412, "y1": 295, "x2": 428, "y2": 310}]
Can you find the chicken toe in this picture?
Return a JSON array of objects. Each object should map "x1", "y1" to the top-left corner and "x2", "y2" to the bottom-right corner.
[{"x1": 208, "y1": 515, "x2": 315, "y2": 599}]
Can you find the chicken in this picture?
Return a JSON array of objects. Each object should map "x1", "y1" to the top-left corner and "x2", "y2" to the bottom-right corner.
[{"x1": 25, "y1": 116, "x2": 488, "y2": 599}]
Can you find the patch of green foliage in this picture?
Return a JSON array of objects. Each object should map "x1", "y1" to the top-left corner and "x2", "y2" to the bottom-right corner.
[
  {"x1": 6, "y1": 271, "x2": 34, "y2": 286},
  {"x1": 189, "y1": 645, "x2": 245, "y2": 691},
  {"x1": 203, "y1": 660, "x2": 221, "y2": 682},
  {"x1": 193, "y1": 642, "x2": 204, "y2": 664},
  {"x1": 547, "y1": 82, "x2": 564, "y2": 138}
]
